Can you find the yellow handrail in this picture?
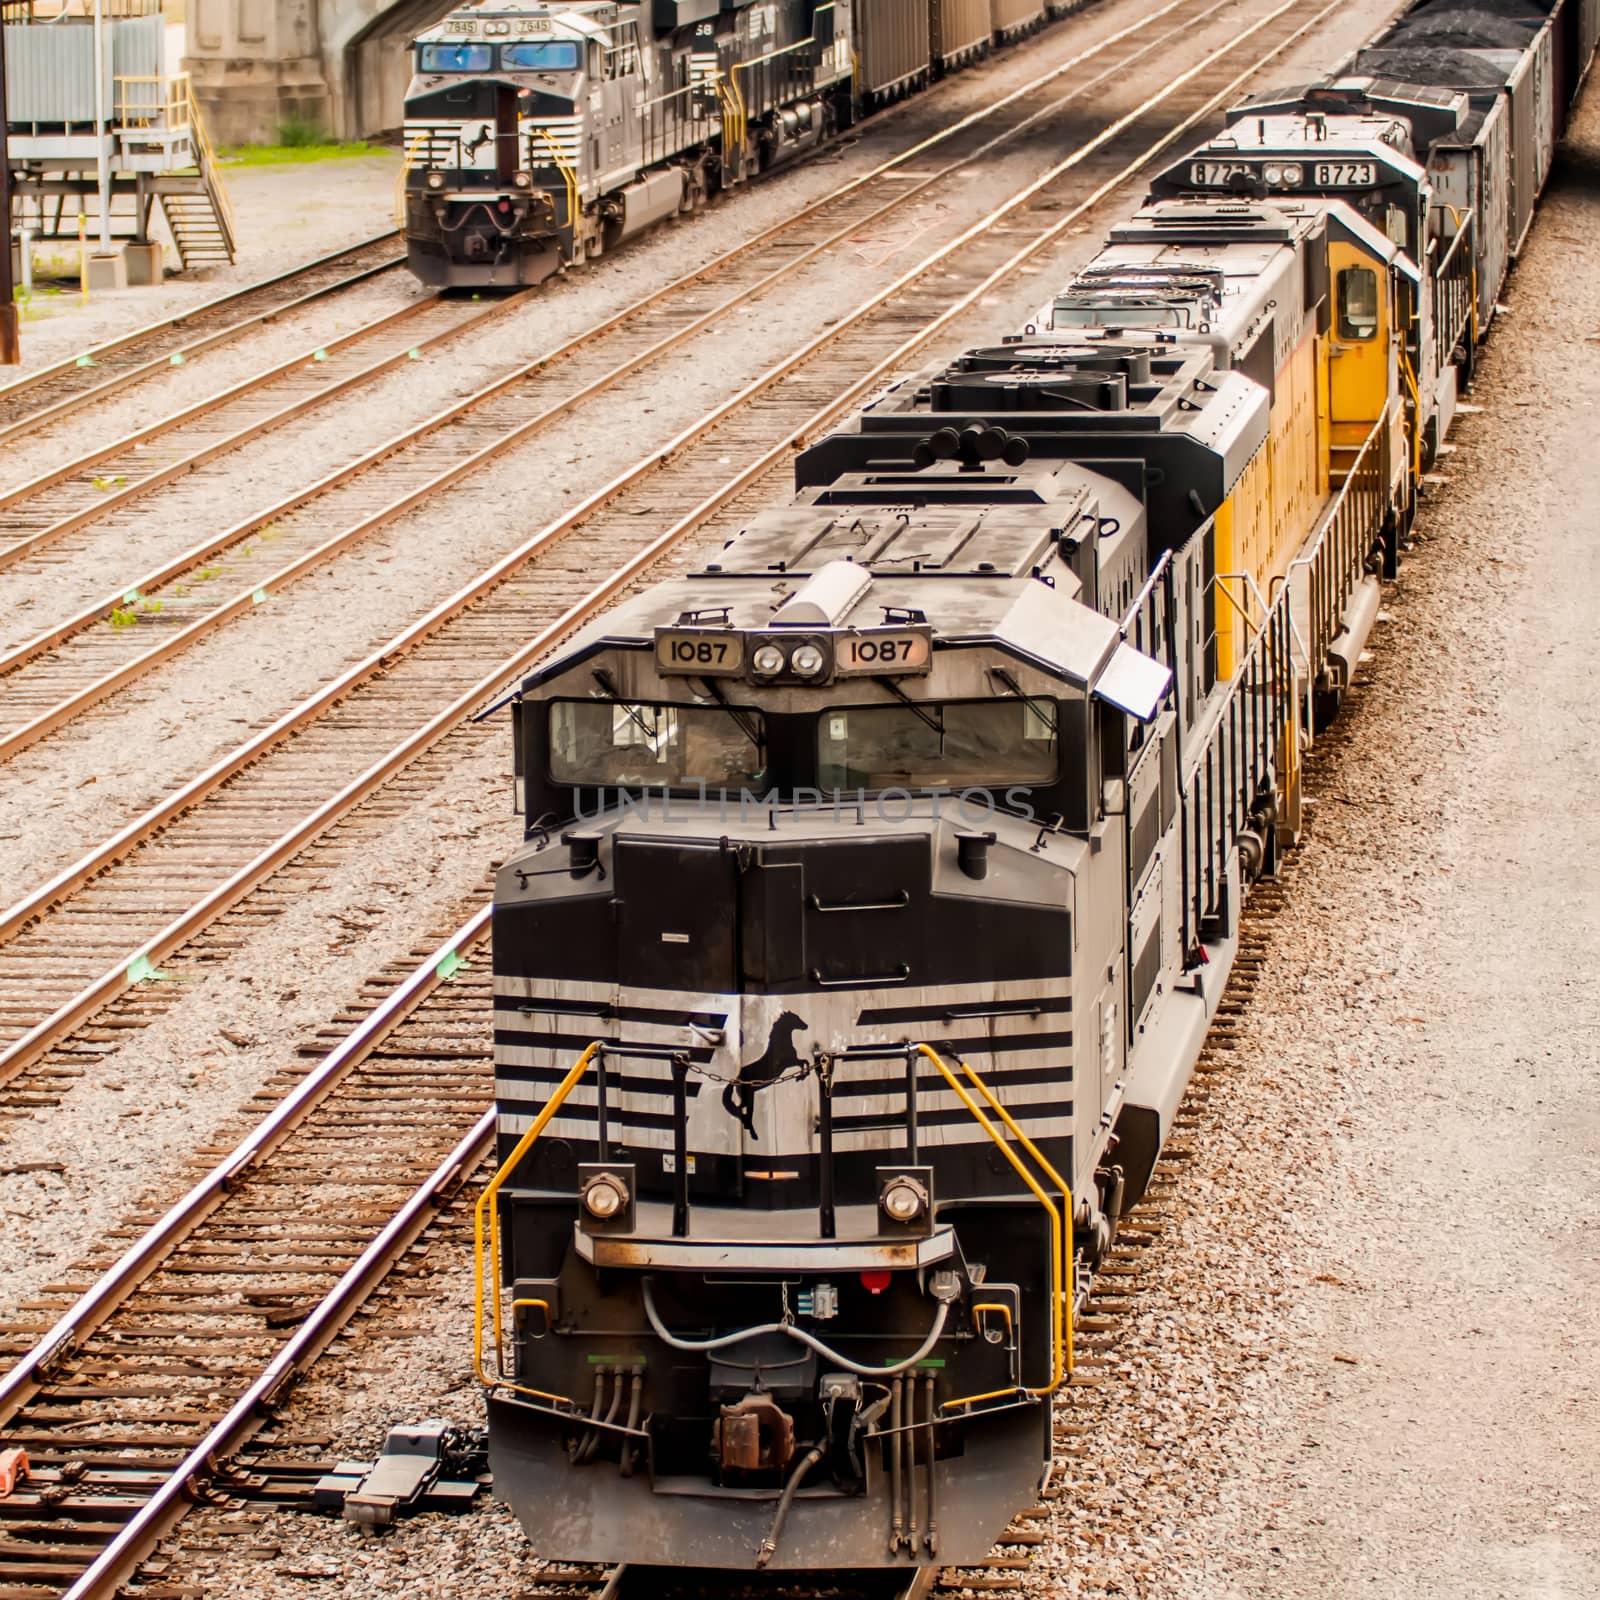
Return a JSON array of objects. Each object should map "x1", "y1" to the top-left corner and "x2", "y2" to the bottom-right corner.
[
  {"x1": 112, "y1": 73, "x2": 188, "y2": 131},
  {"x1": 912, "y1": 1044, "x2": 1070, "y2": 1408},
  {"x1": 472, "y1": 1040, "x2": 604, "y2": 1404},
  {"x1": 394, "y1": 133, "x2": 427, "y2": 229},
  {"x1": 715, "y1": 78, "x2": 746, "y2": 163},
  {"x1": 948, "y1": 1050, "x2": 1075, "y2": 1381},
  {"x1": 182, "y1": 77, "x2": 236, "y2": 246},
  {"x1": 1398, "y1": 345, "x2": 1423, "y2": 479},
  {"x1": 534, "y1": 127, "x2": 580, "y2": 233}
]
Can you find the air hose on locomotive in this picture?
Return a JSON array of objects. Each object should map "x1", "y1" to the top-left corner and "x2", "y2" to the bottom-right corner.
[{"x1": 639, "y1": 1276, "x2": 950, "y2": 1376}]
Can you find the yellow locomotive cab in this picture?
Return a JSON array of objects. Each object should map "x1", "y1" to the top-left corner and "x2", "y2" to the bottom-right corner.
[{"x1": 1325, "y1": 213, "x2": 1411, "y2": 495}]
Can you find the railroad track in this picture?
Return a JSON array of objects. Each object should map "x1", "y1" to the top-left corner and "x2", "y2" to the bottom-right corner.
[
  {"x1": 0, "y1": 232, "x2": 405, "y2": 446},
  {"x1": 0, "y1": 896, "x2": 1023, "y2": 1599},
  {"x1": 0, "y1": 0, "x2": 1341, "y2": 1108},
  {"x1": 0, "y1": 908, "x2": 499, "y2": 1599},
  {"x1": 0, "y1": 10, "x2": 1361, "y2": 1594},
  {"x1": 0, "y1": 285, "x2": 524, "y2": 575},
  {"x1": 0, "y1": 688, "x2": 1347, "y2": 1597},
  {"x1": 0, "y1": 0, "x2": 1227, "y2": 766}
]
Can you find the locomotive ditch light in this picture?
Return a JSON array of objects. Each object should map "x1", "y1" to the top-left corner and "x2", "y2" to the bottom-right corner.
[
  {"x1": 514, "y1": 170, "x2": 533, "y2": 189},
  {"x1": 877, "y1": 1166, "x2": 934, "y2": 1234},
  {"x1": 578, "y1": 1164, "x2": 635, "y2": 1233},
  {"x1": 426, "y1": 171, "x2": 446, "y2": 190}
]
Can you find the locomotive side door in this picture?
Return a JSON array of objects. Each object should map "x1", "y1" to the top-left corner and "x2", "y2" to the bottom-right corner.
[
  {"x1": 494, "y1": 82, "x2": 518, "y2": 182},
  {"x1": 1325, "y1": 229, "x2": 1397, "y2": 480},
  {"x1": 617, "y1": 21, "x2": 646, "y2": 166}
]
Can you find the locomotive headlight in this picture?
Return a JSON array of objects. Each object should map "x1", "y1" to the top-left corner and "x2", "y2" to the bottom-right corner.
[
  {"x1": 513, "y1": 170, "x2": 532, "y2": 189},
  {"x1": 1282, "y1": 163, "x2": 1304, "y2": 185},
  {"x1": 751, "y1": 643, "x2": 786, "y2": 676},
  {"x1": 790, "y1": 642, "x2": 826, "y2": 679},
  {"x1": 1263, "y1": 162, "x2": 1284, "y2": 185},
  {"x1": 880, "y1": 1175, "x2": 929, "y2": 1225},
  {"x1": 426, "y1": 170, "x2": 446, "y2": 191},
  {"x1": 581, "y1": 1171, "x2": 629, "y2": 1219}
]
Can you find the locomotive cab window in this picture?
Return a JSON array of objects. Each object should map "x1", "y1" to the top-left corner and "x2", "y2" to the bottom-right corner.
[
  {"x1": 1336, "y1": 266, "x2": 1379, "y2": 340},
  {"x1": 502, "y1": 40, "x2": 580, "y2": 69},
  {"x1": 817, "y1": 698, "x2": 1059, "y2": 791},
  {"x1": 549, "y1": 699, "x2": 766, "y2": 789},
  {"x1": 419, "y1": 42, "x2": 493, "y2": 71}
]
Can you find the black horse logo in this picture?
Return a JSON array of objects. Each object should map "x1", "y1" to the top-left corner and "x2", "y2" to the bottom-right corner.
[
  {"x1": 463, "y1": 122, "x2": 494, "y2": 161},
  {"x1": 722, "y1": 1011, "x2": 808, "y2": 1140}
]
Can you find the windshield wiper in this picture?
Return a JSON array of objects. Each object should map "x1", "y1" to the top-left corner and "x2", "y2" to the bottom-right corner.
[
  {"x1": 989, "y1": 667, "x2": 1058, "y2": 735},
  {"x1": 591, "y1": 669, "x2": 658, "y2": 743},
  {"x1": 874, "y1": 676, "x2": 945, "y2": 739},
  {"x1": 696, "y1": 676, "x2": 764, "y2": 750}
]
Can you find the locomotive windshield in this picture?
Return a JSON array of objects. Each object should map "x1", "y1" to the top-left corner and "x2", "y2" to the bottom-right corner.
[
  {"x1": 549, "y1": 700, "x2": 766, "y2": 788},
  {"x1": 817, "y1": 698, "x2": 1059, "y2": 789},
  {"x1": 502, "y1": 40, "x2": 580, "y2": 68},
  {"x1": 418, "y1": 42, "x2": 493, "y2": 71}
]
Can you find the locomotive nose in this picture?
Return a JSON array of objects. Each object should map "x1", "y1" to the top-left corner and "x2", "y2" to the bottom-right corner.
[{"x1": 607, "y1": 826, "x2": 932, "y2": 995}]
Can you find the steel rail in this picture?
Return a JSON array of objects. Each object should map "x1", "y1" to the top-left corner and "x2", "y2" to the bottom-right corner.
[
  {"x1": 0, "y1": 904, "x2": 492, "y2": 1426},
  {"x1": 0, "y1": 253, "x2": 407, "y2": 450},
  {"x1": 0, "y1": 229, "x2": 402, "y2": 421},
  {"x1": 0, "y1": 0, "x2": 1206, "y2": 677},
  {"x1": 56, "y1": 1107, "x2": 495, "y2": 1600},
  {"x1": 0, "y1": 288, "x2": 531, "y2": 572},
  {"x1": 0, "y1": 873, "x2": 942, "y2": 1597},
  {"x1": 0, "y1": 0, "x2": 1225, "y2": 759},
  {"x1": 0, "y1": 0, "x2": 1335, "y2": 1085}
]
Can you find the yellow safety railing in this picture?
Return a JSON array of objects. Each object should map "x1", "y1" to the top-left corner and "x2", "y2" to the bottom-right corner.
[
  {"x1": 912, "y1": 1044, "x2": 1072, "y2": 1409},
  {"x1": 394, "y1": 132, "x2": 428, "y2": 229},
  {"x1": 183, "y1": 76, "x2": 235, "y2": 246},
  {"x1": 534, "y1": 127, "x2": 580, "y2": 233},
  {"x1": 472, "y1": 1038, "x2": 1071, "y2": 1418},
  {"x1": 731, "y1": 34, "x2": 816, "y2": 83},
  {"x1": 113, "y1": 73, "x2": 191, "y2": 131},
  {"x1": 1398, "y1": 345, "x2": 1423, "y2": 479},
  {"x1": 472, "y1": 1040, "x2": 605, "y2": 1405},
  {"x1": 714, "y1": 77, "x2": 746, "y2": 165}
]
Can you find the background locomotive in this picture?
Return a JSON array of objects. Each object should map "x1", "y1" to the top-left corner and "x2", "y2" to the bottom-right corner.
[
  {"x1": 472, "y1": 0, "x2": 1597, "y2": 1574},
  {"x1": 400, "y1": 0, "x2": 1077, "y2": 287}
]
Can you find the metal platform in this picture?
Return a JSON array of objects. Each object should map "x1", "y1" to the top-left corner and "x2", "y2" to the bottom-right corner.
[{"x1": 4, "y1": 1, "x2": 235, "y2": 269}]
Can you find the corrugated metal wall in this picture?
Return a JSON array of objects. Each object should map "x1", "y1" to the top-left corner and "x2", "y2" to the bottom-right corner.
[
  {"x1": 3, "y1": 14, "x2": 161, "y2": 125},
  {"x1": 930, "y1": 0, "x2": 987, "y2": 67},
  {"x1": 855, "y1": 0, "x2": 932, "y2": 97}
]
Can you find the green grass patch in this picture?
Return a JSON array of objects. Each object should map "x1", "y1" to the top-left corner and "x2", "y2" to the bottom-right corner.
[{"x1": 219, "y1": 139, "x2": 392, "y2": 168}]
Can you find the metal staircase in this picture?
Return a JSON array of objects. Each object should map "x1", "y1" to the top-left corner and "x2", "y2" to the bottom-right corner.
[{"x1": 134, "y1": 76, "x2": 238, "y2": 268}]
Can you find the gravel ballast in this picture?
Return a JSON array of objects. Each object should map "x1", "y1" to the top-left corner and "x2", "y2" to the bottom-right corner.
[
  {"x1": 164, "y1": 57, "x2": 1600, "y2": 1600},
  {"x1": 0, "y1": 0, "x2": 1411, "y2": 1327},
  {"x1": 26, "y1": 3, "x2": 1600, "y2": 1595}
]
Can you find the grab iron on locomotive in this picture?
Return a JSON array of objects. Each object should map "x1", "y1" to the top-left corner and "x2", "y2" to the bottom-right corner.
[
  {"x1": 472, "y1": 0, "x2": 1598, "y2": 1574},
  {"x1": 401, "y1": 0, "x2": 1071, "y2": 286}
]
